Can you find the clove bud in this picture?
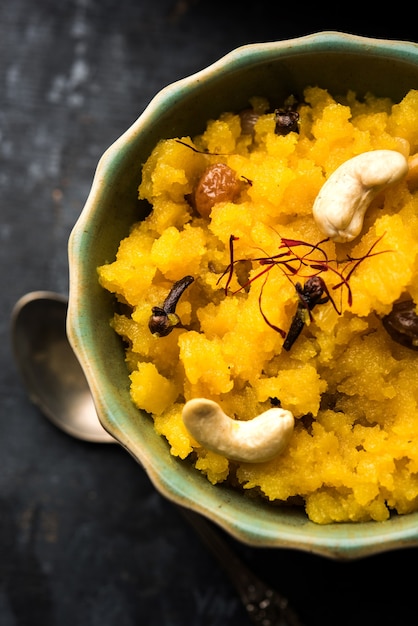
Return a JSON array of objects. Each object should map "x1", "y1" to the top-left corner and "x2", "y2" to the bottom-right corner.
[{"x1": 148, "y1": 275, "x2": 194, "y2": 337}]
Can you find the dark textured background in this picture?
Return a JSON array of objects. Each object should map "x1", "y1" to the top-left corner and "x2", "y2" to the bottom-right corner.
[{"x1": 1, "y1": 2, "x2": 418, "y2": 624}]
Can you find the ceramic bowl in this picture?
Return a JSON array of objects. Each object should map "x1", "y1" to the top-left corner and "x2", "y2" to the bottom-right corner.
[{"x1": 68, "y1": 31, "x2": 418, "y2": 559}]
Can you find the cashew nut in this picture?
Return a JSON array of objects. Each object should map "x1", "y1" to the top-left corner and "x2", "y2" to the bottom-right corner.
[
  {"x1": 182, "y1": 398, "x2": 294, "y2": 463},
  {"x1": 312, "y1": 150, "x2": 409, "y2": 242}
]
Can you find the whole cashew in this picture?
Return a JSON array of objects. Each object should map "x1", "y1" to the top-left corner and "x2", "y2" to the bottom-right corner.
[
  {"x1": 312, "y1": 150, "x2": 409, "y2": 242},
  {"x1": 182, "y1": 398, "x2": 294, "y2": 463}
]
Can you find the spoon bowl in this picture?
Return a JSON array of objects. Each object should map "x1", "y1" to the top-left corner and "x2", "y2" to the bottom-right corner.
[{"x1": 11, "y1": 291, "x2": 115, "y2": 443}]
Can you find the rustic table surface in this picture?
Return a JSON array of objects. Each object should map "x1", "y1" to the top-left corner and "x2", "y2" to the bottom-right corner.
[{"x1": 1, "y1": 2, "x2": 417, "y2": 625}]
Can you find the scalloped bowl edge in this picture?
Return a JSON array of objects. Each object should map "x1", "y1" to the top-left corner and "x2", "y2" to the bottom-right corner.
[{"x1": 67, "y1": 32, "x2": 418, "y2": 559}]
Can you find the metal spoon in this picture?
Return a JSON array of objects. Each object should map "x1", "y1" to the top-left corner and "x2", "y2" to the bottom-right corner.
[
  {"x1": 11, "y1": 291, "x2": 304, "y2": 626},
  {"x1": 11, "y1": 291, "x2": 115, "y2": 443}
]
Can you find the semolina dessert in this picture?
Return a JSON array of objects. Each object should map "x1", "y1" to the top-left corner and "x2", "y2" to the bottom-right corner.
[{"x1": 98, "y1": 86, "x2": 418, "y2": 524}]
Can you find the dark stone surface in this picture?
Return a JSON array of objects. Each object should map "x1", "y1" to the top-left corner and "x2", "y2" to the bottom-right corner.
[{"x1": 1, "y1": 2, "x2": 418, "y2": 624}]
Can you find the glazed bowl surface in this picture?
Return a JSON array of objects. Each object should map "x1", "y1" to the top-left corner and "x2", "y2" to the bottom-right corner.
[{"x1": 68, "y1": 31, "x2": 418, "y2": 559}]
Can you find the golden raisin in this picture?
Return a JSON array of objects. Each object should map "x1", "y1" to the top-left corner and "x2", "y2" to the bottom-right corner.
[
  {"x1": 239, "y1": 108, "x2": 260, "y2": 135},
  {"x1": 193, "y1": 163, "x2": 241, "y2": 218},
  {"x1": 407, "y1": 153, "x2": 418, "y2": 191},
  {"x1": 382, "y1": 299, "x2": 418, "y2": 350}
]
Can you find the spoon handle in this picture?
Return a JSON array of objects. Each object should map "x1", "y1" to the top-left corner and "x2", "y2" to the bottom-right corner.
[{"x1": 180, "y1": 507, "x2": 304, "y2": 626}]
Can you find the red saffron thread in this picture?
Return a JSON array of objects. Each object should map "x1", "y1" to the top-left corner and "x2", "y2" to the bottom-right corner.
[
  {"x1": 224, "y1": 235, "x2": 239, "y2": 294},
  {"x1": 258, "y1": 277, "x2": 287, "y2": 338},
  {"x1": 219, "y1": 232, "x2": 391, "y2": 332}
]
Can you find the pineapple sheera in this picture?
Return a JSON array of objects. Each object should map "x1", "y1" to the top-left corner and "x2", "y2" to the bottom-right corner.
[{"x1": 98, "y1": 86, "x2": 418, "y2": 524}]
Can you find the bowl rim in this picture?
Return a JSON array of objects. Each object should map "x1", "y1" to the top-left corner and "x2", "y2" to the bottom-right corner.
[{"x1": 67, "y1": 31, "x2": 418, "y2": 559}]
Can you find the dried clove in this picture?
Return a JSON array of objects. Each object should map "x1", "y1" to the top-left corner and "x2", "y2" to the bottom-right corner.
[
  {"x1": 283, "y1": 276, "x2": 328, "y2": 351},
  {"x1": 274, "y1": 107, "x2": 299, "y2": 136},
  {"x1": 148, "y1": 275, "x2": 194, "y2": 337}
]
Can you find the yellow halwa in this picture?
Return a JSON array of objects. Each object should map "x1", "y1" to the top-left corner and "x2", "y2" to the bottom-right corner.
[{"x1": 98, "y1": 86, "x2": 418, "y2": 524}]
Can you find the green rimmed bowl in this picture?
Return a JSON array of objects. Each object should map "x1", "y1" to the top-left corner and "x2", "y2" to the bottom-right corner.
[{"x1": 67, "y1": 31, "x2": 418, "y2": 559}]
